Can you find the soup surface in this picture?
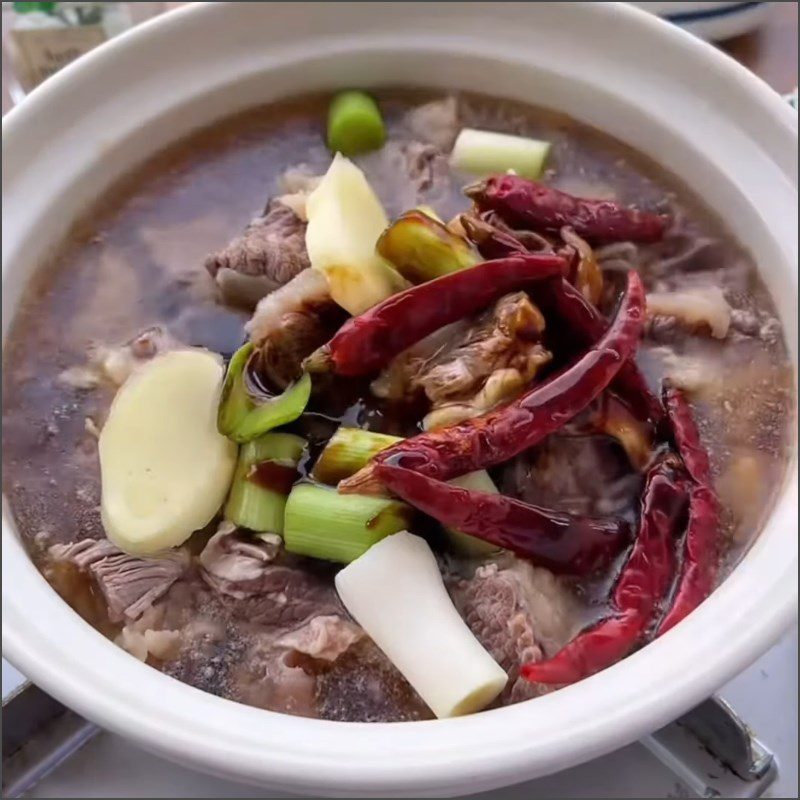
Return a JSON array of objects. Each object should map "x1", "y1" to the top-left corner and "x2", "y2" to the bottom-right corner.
[{"x1": 2, "y1": 91, "x2": 794, "y2": 721}]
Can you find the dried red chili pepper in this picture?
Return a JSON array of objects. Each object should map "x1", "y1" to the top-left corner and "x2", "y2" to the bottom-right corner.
[
  {"x1": 521, "y1": 609, "x2": 645, "y2": 685},
  {"x1": 522, "y1": 456, "x2": 689, "y2": 684},
  {"x1": 375, "y1": 461, "x2": 629, "y2": 575},
  {"x1": 539, "y1": 277, "x2": 665, "y2": 426},
  {"x1": 461, "y1": 214, "x2": 664, "y2": 427},
  {"x1": 656, "y1": 386, "x2": 721, "y2": 634},
  {"x1": 304, "y1": 253, "x2": 566, "y2": 377},
  {"x1": 662, "y1": 386, "x2": 713, "y2": 486},
  {"x1": 340, "y1": 271, "x2": 645, "y2": 494},
  {"x1": 466, "y1": 174, "x2": 668, "y2": 244},
  {"x1": 658, "y1": 485, "x2": 720, "y2": 635}
]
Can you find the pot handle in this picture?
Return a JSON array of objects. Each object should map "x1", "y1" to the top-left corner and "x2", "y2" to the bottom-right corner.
[{"x1": 641, "y1": 695, "x2": 777, "y2": 798}]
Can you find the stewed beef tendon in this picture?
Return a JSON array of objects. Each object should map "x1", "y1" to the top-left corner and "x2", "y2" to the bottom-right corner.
[{"x1": 2, "y1": 91, "x2": 793, "y2": 721}]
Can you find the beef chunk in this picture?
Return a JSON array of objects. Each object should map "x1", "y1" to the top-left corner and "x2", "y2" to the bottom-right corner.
[
  {"x1": 449, "y1": 559, "x2": 579, "y2": 703},
  {"x1": 500, "y1": 433, "x2": 642, "y2": 519},
  {"x1": 48, "y1": 539, "x2": 189, "y2": 622},
  {"x1": 198, "y1": 523, "x2": 344, "y2": 629},
  {"x1": 403, "y1": 96, "x2": 459, "y2": 151},
  {"x1": 225, "y1": 564, "x2": 344, "y2": 629},
  {"x1": 373, "y1": 291, "x2": 551, "y2": 429},
  {"x1": 246, "y1": 268, "x2": 346, "y2": 389},
  {"x1": 59, "y1": 326, "x2": 179, "y2": 390},
  {"x1": 205, "y1": 200, "x2": 311, "y2": 308},
  {"x1": 230, "y1": 638, "x2": 317, "y2": 716}
]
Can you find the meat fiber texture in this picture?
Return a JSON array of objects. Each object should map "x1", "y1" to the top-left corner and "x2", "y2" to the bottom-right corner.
[{"x1": 448, "y1": 557, "x2": 580, "y2": 703}]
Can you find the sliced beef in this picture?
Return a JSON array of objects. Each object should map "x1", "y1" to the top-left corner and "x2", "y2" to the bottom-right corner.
[
  {"x1": 226, "y1": 564, "x2": 344, "y2": 629},
  {"x1": 449, "y1": 558, "x2": 580, "y2": 703},
  {"x1": 372, "y1": 291, "x2": 552, "y2": 429},
  {"x1": 275, "y1": 615, "x2": 363, "y2": 662},
  {"x1": 48, "y1": 538, "x2": 189, "y2": 623},
  {"x1": 198, "y1": 523, "x2": 343, "y2": 628},
  {"x1": 205, "y1": 200, "x2": 311, "y2": 308},
  {"x1": 199, "y1": 522, "x2": 282, "y2": 599}
]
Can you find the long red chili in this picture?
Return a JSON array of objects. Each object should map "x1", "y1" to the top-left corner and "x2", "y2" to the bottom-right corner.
[
  {"x1": 521, "y1": 609, "x2": 645, "y2": 685},
  {"x1": 656, "y1": 386, "x2": 721, "y2": 634},
  {"x1": 539, "y1": 278, "x2": 665, "y2": 426},
  {"x1": 522, "y1": 457, "x2": 689, "y2": 684},
  {"x1": 304, "y1": 253, "x2": 566, "y2": 377},
  {"x1": 340, "y1": 271, "x2": 645, "y2": 492},
  {"x1": 466, "y1": 174, "x2": 667, "y2": 244},
  {"x1": 461, "y1": 215, "x2": 664, "y2": 426},
  {"x1": 657, "y1": 485, "x2": 719, "y2": 635},
  {"x1": 661, "y1": 386, "x2": 713, "y2": 486},
  {"x1": 375, "y1": 461, "x2": 629, "y2": 576}
]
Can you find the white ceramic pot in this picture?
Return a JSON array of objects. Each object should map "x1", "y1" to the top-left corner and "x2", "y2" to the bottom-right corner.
[{"x1": 2, "y1": 3, "x2": 797, "y2": 797}]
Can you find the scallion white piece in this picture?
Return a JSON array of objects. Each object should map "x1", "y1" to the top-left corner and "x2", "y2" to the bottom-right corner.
[
  {"x1": 335, "y1": 531, "x2": 508, "y2": 718},
  {"x1": 450, "y1": 128, "x2": 551, "y2": 180}
]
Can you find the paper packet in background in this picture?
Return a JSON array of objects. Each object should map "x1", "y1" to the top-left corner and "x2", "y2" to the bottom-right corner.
[{"x1": 2, "y1": 2, "x2": 168, "y2": 104}]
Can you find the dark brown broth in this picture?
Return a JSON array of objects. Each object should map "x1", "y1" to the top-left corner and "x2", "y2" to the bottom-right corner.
[{"x1": 2, "y1": 90, "x2": 794, "y2": 720}]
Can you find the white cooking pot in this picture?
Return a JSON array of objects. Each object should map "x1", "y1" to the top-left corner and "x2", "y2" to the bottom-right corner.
[{"x1": 2, "y1": 3, "x2": 797, "y2": 797}]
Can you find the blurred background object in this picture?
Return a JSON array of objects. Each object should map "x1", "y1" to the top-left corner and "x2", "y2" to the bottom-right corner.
[
  {"x1": 4, "y1": 2, "x2": 133, "y2": 101},
  {"x1": 2, "y1": 2, "x2": 170, "y2": 107},
  {"x1": 630, "y1": 2, "x2": 771, "y2": 41}
]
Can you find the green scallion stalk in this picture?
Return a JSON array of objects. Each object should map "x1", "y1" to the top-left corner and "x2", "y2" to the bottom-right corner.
[
  {"x1": 283, "y1": 483, "x2": 413, "y2": 563},
  {"x1": 376, "y1": 210, "x2": 480, "y2": 284},
  {"x1": 231, "y1": 373, "x2": 311, "y2": 444},
  {"x1": 217, "y1": 343, "x2": 312, "y2": 443},
  {"x1": 327, "y1": 90, "x2": 386, "y2": 156},
  {"x1": 415, "y1": 205, "x2": 444, "y2": 223},
  {"x1": 445, "y1": 471, "x2": 503, "y2": 557},
  {"x1": 240, "y1": 431, "x2": 306, "y2": 465},
  {"x1": 224, "y1": 432, "x2": 306, "y2": 533},
  {"x1": 311, "y1": 427, "x2": 402, "y2": 485},
  {"x1": 217, "y1": 342, "x2": 254, "y2": 437}
]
